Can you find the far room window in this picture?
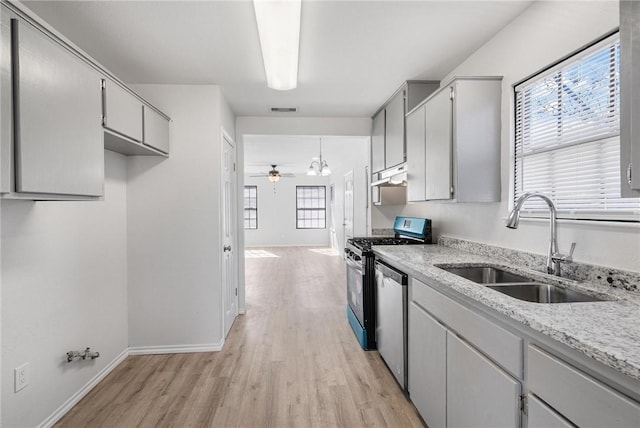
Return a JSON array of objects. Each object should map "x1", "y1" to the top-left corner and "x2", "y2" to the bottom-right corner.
[
  {"x1": 296, "y1": 186, "x2": 326, "y2": 229},
  {"x1": 514, "y1": 32, "x2": 640, "y2": 221},
  {"x1": 244, "y1": 185, "x2": 258, "y2": 229}
]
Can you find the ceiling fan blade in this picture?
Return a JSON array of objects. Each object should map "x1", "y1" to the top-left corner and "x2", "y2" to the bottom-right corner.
[{"x1": 248, "y1": 174, "x2": 268, "y2": 177}]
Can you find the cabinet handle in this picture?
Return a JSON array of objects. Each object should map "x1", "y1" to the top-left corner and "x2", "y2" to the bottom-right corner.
[{"x1": 628, "y1": 163, "x2": 633, "y2": 186}]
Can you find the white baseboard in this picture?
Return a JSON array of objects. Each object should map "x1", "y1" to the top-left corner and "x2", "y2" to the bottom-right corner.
[
  {"x1": 38, "y1": 341, "x2": 225, "y2": 427},
  {"x1": 128, "y1": 341, "x2": 224, "y2": 355},
  {"x1": 39, "y1": 348, "x2": 129, "y2": 428}
]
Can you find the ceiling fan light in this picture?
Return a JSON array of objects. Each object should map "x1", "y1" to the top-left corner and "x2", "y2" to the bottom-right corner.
[
  {"x1": 253, "y1": 0, "x2": 301, "y2": 91},
  {"x1": 268, "y1": 174, "x2": 280, "y2": 183}
]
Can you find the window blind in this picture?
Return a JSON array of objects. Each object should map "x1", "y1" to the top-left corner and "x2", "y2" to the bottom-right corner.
[{"x1": 514, "y1": 33, "x2": 640, "y2": 221}]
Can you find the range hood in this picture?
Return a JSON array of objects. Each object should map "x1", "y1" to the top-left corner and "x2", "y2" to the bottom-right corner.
[{"x1": 371, "y1": 164, "x2": 407, "y2": 187}]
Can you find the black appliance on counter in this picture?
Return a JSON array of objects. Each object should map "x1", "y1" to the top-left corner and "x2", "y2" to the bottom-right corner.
[{"x1": 345, "y1": 216, "x2": 432, "y2": 349}]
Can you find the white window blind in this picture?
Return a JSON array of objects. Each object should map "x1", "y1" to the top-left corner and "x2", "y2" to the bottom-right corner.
[{"x1": 514, "y1": 33, "x2": 640, "y2": 221}]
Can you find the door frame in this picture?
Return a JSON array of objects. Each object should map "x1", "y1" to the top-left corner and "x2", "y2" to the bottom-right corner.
[{"x1": 220, "y1": 127, "x2": 238, "y2": 339}]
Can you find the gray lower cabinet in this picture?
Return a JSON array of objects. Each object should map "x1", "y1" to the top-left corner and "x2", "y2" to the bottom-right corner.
[
  {"x1": 527, "y1": 394, "x2": 574, "y2": 428},
  {"x1": 528, "y1": 345, "x2": 640, "y2": 428},
  {"x1": 11, "y1": 18, "x2": 103, "y2": 197},
  {"x1": 102, "y1": 79, "x2": 143, "y2": 142},
  {"x1": 447, "y1": 332, "x2": 521, "y2": 428},
  {"x1": 620, "y1": 0, "x2": 640, "y2": 196},
  {"x1": 143, "y1": 105, "x2": 170, "y2": 154},
  {"x1": 408, "y1": 301, "x2": 446, "y2": 428}
]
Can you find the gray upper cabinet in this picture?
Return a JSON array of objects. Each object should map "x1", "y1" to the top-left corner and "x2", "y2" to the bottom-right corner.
[
  {"x1": 143, "y1": 105, "x2": 170, "y2": 154},
  {"x1": 11, "y1": 18, "x2": 103, "y2": 197},
  {"x1": 371, "y1": 110, "x2": 386, "y2": 173},
  {"x1": 406, "y1": 103, "x2": 426, "y2": 202},
  {"x1": 1, "y1": 8, "x2": 11, "y2": 192},
  {"x1": 620, "y1": 1, "x2": 640, "y2": 196},
  {"x1": 102, "y1": 79, "x2": 143, "y2": 142},
  {"x1": 405, "y1": 77, "x2": 501, "y2": 202},
  {"x1": 384, "y1": 90, "x2": 406, "y2": 168}
]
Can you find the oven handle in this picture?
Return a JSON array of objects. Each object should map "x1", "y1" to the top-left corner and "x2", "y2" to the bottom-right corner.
[{"x1": 345, "y1": 258, "x2": 364, "y2": 275}]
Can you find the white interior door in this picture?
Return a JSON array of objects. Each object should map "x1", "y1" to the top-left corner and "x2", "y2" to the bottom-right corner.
[
  {"x1": 222, "y1": 133, "x2": 238, "y2": 338},
  {"x1": 344, "y1": 170, "x2": 354, "y2": 240}
]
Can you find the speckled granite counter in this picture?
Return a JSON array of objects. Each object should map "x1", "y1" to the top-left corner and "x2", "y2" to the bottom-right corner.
[{"x1": 372, "y1": 244, "x2": 640, "y2": 383}]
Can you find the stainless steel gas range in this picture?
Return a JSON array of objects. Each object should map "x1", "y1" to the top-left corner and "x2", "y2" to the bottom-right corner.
[{"x1": 344, "y1": 216, "x2": 432, "y2": 350}]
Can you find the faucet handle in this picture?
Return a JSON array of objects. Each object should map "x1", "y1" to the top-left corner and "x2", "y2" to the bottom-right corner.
[{"x1": 552, "y1": 242, "x2": 576, "y2": 264}]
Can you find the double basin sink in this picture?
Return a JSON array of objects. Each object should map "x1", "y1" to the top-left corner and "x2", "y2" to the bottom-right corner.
[{"x1": 436, "y1": 265, "x2": 605, "y2": 303}]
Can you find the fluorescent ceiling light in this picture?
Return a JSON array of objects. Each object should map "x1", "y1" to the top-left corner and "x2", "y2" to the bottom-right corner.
[{"x1": 253, "y1": 0, "x2": 301, "y2": 91}]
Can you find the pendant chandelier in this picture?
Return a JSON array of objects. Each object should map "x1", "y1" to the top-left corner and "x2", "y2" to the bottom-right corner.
[{"x1": 307, "y1": 138, "x2": 331, "y2": 176}]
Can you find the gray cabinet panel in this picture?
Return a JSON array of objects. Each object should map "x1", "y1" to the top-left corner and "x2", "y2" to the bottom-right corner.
[
  {"x1": 447, "y1": 332, "x2": 521, "y2": 428},
  {"x1": 385, "y1": 90, "x2": 405, "y2": 168},
  {"x1": 528, "y1": 394, "x2": 574, "y2": 428},
  {"x1": 1, "y1": 8, "x2": 12, "y2": 193},
  {"x1": 103, "y1": 79, "x2": 143, "y2": 142},
  {"x1": 425, "y1": 88, "x2": 452, "y2": 200},
  {"x1": 409, "y1": 301, "x2": 446, "y2": 428},
  {"x1": 528, "y1": 345, "x2": 640, "y2": 428},
  {"x1": 13, "y1": 19, "x2": 103, "y2": 196},
  {"x1": 143, "y1": 105, "x2": 169, "y2": 154},
  {"x1": 371, "y1": 110, "x2": 385, "y2": 173},
  {"x1": 620, "y1": 1, "x2": 640, "y2": 195},
  {"x1": 406, "y1": 104, "x2": 426, "y2": 202}
]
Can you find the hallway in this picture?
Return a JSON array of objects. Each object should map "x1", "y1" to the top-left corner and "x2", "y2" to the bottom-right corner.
[{"x1": 55, "y1": 247, "x2": 423, "y2": 427}]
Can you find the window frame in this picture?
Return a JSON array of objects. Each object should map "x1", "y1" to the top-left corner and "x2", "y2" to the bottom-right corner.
[
  {"x1": 296, "y1": 185, "x2": 327, "y2": 229},
  {"x1": 244, "y1": 185, "x2": 258, "y2": 230},
  {"x1": 512, "y1": 30, "x2": 639, "y2": 223}
]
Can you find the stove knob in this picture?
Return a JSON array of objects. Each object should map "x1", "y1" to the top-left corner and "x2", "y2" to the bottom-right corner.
[{"x1": 354, "y1": 255, "x2": 361, "y2": 262}]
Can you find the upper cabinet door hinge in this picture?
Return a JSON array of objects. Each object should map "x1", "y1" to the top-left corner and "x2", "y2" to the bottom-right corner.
[
  {"x1": 449, "y1": 87, "x2": 455, "y2": 100},
  {"x1": 233, "y1": 163, "x2": 236, "y2": 172}
]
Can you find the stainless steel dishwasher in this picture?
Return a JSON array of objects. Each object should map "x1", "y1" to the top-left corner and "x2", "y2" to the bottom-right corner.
[{"x1": 375, "y1": 260, "x2": 408, "y2": 391}]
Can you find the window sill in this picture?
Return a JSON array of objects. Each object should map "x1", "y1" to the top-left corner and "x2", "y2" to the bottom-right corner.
[{"x1": 499, "y1": 216, "x2": 640, "y2": 230}]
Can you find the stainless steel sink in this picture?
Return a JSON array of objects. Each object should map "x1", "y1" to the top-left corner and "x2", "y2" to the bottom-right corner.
[
  {"x1": 437, "y1": 265, "x2": 531, "y2": 284},
  {"x1": 487, "y1": 283, "x2": 605, "y2": 303}
]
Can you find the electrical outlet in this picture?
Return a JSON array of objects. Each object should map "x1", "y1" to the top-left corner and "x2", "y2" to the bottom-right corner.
[{"x1": 14, "y1": 363, "x2": 29, "y2": 393}]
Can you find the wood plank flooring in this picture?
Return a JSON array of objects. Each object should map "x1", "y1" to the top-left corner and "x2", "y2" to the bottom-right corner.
[{"x1": 55, "y1": 247, "x2": 424, "y2": 427}]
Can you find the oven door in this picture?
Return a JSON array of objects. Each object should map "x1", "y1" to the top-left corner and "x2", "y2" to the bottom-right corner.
[{"x1": 346, "y1": 257, "x2": 365, "y2": 327}]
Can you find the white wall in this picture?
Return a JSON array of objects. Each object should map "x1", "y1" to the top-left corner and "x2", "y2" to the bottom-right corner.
[
  {"x1": 373, "y1": 1, "x2": 640, "y2": 273},
  {"x1": 244, "y1": 175, "x2": 331, "y2": 247},
  {"x1": 1, "y1": 151, "x2": 129, "y2": 427},
  {"x1": 127, "y1": 84, "x2": 235, "y2": 350}
]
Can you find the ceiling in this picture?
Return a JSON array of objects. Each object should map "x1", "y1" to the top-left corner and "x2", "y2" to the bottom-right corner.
[{"x1": 23, "y1": 0, "x2": 533, "y2": 118}]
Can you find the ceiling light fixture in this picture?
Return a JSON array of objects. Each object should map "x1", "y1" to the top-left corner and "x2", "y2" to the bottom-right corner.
[
  {"x1": 307, "y1": 138, "x2": 331, "y2": 177},
  {"x1": 253, "y1": 0, "x2": 301, "y2": 91}
]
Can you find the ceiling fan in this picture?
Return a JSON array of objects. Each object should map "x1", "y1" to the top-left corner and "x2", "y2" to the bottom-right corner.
[{"x1": 249, "y1": 164, "x2": 295, "y2": 183}]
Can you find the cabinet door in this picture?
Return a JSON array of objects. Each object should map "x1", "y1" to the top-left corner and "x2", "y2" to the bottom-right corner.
[
  {"x1": 408, "y1": 301, "x2": 446, "y2": 428},
  {"x1": 385, "y1": 90, "x2": 405, "y2": 168},
  {"x1": 620, "y1": 0, "x2": 640, "y2": 195},
  {"x1": 406, "y1": 104, "x2": 426, "y2": 202},
  {"x1": 103, "y1": 79, "x2": 143, "y2": 142},
  {"x1": 424, "y1": 88, "x2": 452, "y2": 200},
  {"x1": 13, "y1": 19, "x2": 103, "y2": 196},
  {"x1": 528, "y1": 394, "x2": 574, "y2": 428},
  {"x1": 143, "y1": 105, "x2": 169, "y2": 154},
  {"x1": 1, "y1": 8, "x2": 11, "y2": 193},
  {"x1": 447, "y1": 332, "x2": 521, "y2": 428},
  {"x1": 371, "y1": 110, "x2": 385, "y2": 173}
]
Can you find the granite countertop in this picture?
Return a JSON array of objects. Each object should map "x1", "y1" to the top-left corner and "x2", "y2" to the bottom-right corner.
[{"x1": 372, "y1": 244, "x2": 640, "y2": 383}]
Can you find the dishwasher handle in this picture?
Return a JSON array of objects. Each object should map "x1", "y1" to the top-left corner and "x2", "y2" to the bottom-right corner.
[{"x1": 374, "y1": 260, "x2": 408, "y2": 285}]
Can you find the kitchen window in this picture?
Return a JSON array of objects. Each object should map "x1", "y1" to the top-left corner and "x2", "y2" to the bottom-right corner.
[
  {"x1": 244, "y1": 185, "x2": 258, "y2": 229},
  {"x1": 296, "y1": 186, "x2": 326, "y2": 229},
  {"x1": 514, "y1": 32, "x2": 640, "y2": 221}
]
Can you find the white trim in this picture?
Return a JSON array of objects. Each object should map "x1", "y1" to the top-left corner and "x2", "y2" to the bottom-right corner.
[
  {"x1": 128, "y1": 341, "x2": 224, "y2": 355},
  {"x1": 38, "y1": 348, "x2": 130, "y2": 428}
]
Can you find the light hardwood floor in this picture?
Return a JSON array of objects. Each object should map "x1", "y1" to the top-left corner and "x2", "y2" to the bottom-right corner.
[{"x1": 55, "y1": 247, "x2": 424, "y2": 427}]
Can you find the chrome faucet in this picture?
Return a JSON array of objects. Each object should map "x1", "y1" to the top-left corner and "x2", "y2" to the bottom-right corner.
[{"x1": 506, "y1": 192, "x2": 575, "y2": 276}]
